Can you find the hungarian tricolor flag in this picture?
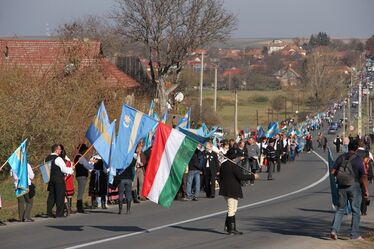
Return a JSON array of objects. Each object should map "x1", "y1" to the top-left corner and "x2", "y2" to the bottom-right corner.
[{"x1": 142, "y1": 122, "x2": 198, "y2": 208}]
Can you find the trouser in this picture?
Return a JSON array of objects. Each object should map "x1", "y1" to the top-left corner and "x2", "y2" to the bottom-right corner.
[
  {"x1": 18, "y1": 193, "x2": 33, "y2": 220},
  {"x1": 47, "y1": 180, "x2": 66, "y2": 217},
  {"x1": 273, "y1": 158, "x2": 281, "y2": 172},
  {"x1": 203, "y1": 168, "x2": 216, "y2": 197},
  {"x1": 132, "y1": 167, "x2": 145, "y2": 196},
  {"x1": 267, "y1": 161, "x2": 274, "y2": 180},
  {"x1": 248, "y1": 159, "x2": 257, "y2": 184},
  {"x1": 331, "y1": 183, "x2": 362, "y2": 239},
  {"x1": 76, "y1": 176, "x2": 87, "y2": 201},
  {"x1": 186, "y1": 170, "x2": 201, "y2": 199},
  {"x1": 224, "y1": 197, "x2": 238, "y2": 217},
  {"x1": 118, "y1": 179, "x2": 132, "y2": 206}
]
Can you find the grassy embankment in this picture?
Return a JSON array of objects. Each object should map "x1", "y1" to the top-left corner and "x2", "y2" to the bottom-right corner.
[{"x1": 202, "y1": 89, "x2": 312, "y2": 133}]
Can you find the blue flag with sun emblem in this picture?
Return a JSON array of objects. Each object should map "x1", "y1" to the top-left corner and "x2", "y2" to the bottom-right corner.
[
  {"x1": 111, "y1": 105, "x2": 158, "y2": 170},
  {"x1": 8, "y1": 139, "x2": 29, "y2": 197}
]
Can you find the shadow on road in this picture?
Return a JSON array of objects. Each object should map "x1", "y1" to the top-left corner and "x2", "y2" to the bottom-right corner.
[
  {"x1": 298, "y1": 208, "x2": 335, "y2": 214},
  {"x1": 47, "y1": 225, "x2": 84, "y2": 231},
  {"x1": 91, "y1": 225, "x2": 144, "y2": 232},
  {"x1": 171, "y1": 225, "x2": 226, "y2": 235},
  {"x1": 243, "y1": 216, "x2": 330, "y2": 239},
  {"x1": 47, "y1": 225, "x2": 145, "y2": 232}
]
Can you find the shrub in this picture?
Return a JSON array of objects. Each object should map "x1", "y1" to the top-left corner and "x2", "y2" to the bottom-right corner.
[{"x1": 253, "y1": 96, "x2": 269, "y2": 103}]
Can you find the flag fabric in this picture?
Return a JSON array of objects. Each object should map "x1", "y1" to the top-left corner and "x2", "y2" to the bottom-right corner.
[
  {"x1": 108, "y1": 123, "x2": 118, "y2": 184},
  {"x1": 178, "y1": 123, "x2": 217, "y2": 145},
  {"x1": 266, "y1": 122, "x2": 279, "y2": 138},
  {"x1": 256, "y1": 126, "x2": 265, "y2": 139},
  {"x1": 142, "y1": 123, "x2": 198, "y2": 208},
  {"x1": 111, "y1": 105, "x2": 158, "y2": 170},
  {"x1": 39, "y1": 161, "x2": 52, "y2": 184},
  {"x1": 177, "y1": 108, "x2": 191, "y2": 129},
  {"x1": 327, "y1": 147, "x2": 339, "y2": 208},
  {"x1": 86, "y1": 101, "x2": 111, "y2": 145},
  {"x1": 161, "y1": 111, "x2": 168, "y2": 123},
  {"x1": 8, "y1": 139, "x2": 29, "y2": 197},
  {"x1": 148, "y1": 100, "x2": 155, "y2": 116},
  {"x1": 93, "y1": 120, "x2": 116, "y2": 165}
]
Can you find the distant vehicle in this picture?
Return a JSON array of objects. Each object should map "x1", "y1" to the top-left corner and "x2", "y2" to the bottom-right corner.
[
  {"x1": 328, "y1": 122, "x2": 338, "y2": 134},
  {"x1": 351, "y1": 100, "x2": 359, "y2": 107}
]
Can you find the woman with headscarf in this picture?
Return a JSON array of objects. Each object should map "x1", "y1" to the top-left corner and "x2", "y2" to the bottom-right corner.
[{"x1": 219, "y1": 148, "x2": 254, "y2": 235}]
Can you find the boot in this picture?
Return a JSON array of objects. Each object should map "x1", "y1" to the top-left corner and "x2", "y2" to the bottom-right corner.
[
  {"x1": 231, "y1": 215, "x2": 243, "y2": 235},
  {"x1": 226, "y1": 216, "x2": 234, "y2": 235},
  {"x1": 224, "y1": 213, "x2": 229, "y2": 232},
  {"x1": 132, "y1": 190, "x2": 140, "y2": 203},
  {"x1": 91, "y1": 197, "x2": 97, "y2": 209},
  {"x1": 126, "y1": 201, "x2": 131, "y2": 214},
  {"x1": 101, "y1": 198, "x2": 107, "y2": 209},
  {"x1": 118, "y1": 202, "x2": 123, "y2": 214},
  {"x1": 68, "y1": 198, "x2": 75, "y2": 214},
  {"x1": 77, "y1": 200, "x2": 86, "y2": 213}
]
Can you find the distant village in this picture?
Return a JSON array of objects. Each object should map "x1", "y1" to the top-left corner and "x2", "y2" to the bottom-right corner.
[{"x1": 1, "y1": 36, "x2": 367, "y2": 95}]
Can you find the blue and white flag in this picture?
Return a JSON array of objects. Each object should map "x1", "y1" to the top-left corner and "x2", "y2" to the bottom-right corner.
[
  {"x1": 8, "y1": 139, "x2": 29, "y2": 197},
  {"x1": 266, "y1": 122, "x2": 279, "y2": 138},
  {"x1": 86, "y1": 101, "x2": 111, "y2": 145},
  {"x1": 161, "y1": 111, "x2": 168, "y2": 124},
  {"x1": 148, "y1": 100, "x2": 155, "y2": 116},
  {"x1": 93, "y1": 120, "x2": 116, "y2": 166},
  {"x1": 39, "y1": 160, "x2": 52, "y2": 184},
  {"x1": 177, "y1": 107, "x2": 191, "y2": 129},
  {"x1": 256, "y1": 126, "x2": 265, "y2": 139},
  {"x1": 111, "y1": 105, "x2": 158, "y2": 170},
  {"x1": 327, "y1": 147, "x2": 339, "y2": 208}
]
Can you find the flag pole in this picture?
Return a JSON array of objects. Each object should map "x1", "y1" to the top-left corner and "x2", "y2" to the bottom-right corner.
[
  {"x1": 72, "y1": 144, "x2": 94, "y2": 168},
  {"x1": 0, "y1": 160, "x2": 9, "y2": 171},
  {"x1": 219, "y1": 153, "x2": 254, "y2": 175}
]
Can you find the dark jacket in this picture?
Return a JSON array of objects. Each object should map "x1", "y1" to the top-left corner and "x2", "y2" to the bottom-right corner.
[
  {"x1": 219, "y1": 160, "x2": 253, "y2": 199},
  {"x1": 75, "y1": 154, "x2": 89, "y2": 177},
  {"x1": 201, "y1": 150, "x2": 219, "y2": 174},
  {"x1": 89, "y1": 159, "x2": 108, "y2": 196},
  {"x1": 188, "y1": 150, "x2": 202, "y2": 171}
]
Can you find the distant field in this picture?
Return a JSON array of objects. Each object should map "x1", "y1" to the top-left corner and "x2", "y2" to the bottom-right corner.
[{"x1": 201, "y1": 89, "x2": 312, "y2": 134}]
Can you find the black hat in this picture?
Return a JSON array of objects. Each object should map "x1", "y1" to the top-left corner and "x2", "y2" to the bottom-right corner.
[
  {"x1": 226, "y1": 148, "x2": 237, "y2": 160},
  {"x1": 78, "y1": 143, "x2": 88, "y2": 154}
]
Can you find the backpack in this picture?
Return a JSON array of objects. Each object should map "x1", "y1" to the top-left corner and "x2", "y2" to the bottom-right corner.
[{"x1": 336, "y1": 154, "x2": 357, "y2": 187}]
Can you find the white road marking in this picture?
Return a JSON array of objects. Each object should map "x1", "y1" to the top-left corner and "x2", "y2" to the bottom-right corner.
[{"x1": 66, "y1": 151, "x2": 329, "y2": 249}]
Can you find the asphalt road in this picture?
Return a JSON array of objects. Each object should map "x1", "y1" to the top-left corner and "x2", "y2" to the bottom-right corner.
[
  {"x1": 2, "y1": 54, "x2": 373, "y2": 249},
  {"x1": 1, "y1": 124, "x2": 373, "y2": 249}
]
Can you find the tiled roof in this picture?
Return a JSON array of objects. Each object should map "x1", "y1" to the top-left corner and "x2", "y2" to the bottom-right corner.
[{"x1": 0, "y1": 39, "x2": 140, "y2": 89}]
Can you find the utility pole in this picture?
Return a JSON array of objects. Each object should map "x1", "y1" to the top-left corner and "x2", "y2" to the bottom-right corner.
[
  {"x1": 214, "y1": 66, "x2": 217, "y2": 113},
  {"x1": 343, "y1": 100, "x2": 346, "y2": 138},
  {"x1": 234, "y1": 90, "x2": 238, "y2": 136},
  {"x1": 358, "y1": 78, "x2": 362, "y2": 137},
  {"x1": 256, "y1": 110, "x2": 259, "y2": 127},
  {"x1": 284, "y1": 97, "x2": 287, "y2": 120},
  {"x1": 199, "y1": 51, "x2": 204, "y2": 118},
  {"x1": 367, "y1": 90, "x2": 370, "y2": 135},
  {"x1": 267, "y1": 108, "x2": 270, "y2": 124}
]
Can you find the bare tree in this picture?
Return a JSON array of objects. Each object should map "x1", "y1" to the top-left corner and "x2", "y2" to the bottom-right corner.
[
  {"x1": 55, "y1": 15, "x2": 136, "y2": 58},
  {"x1": 110, "y1": 0, "x2": 236, "y2": 113},
  {"x1": 303, "y1": 48, "x2": 345, "y2": 110}
]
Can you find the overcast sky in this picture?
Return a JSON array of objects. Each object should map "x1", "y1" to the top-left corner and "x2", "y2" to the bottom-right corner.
[{"x1": 0, "y1": 0, "x2": 373, "y2": 38}]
